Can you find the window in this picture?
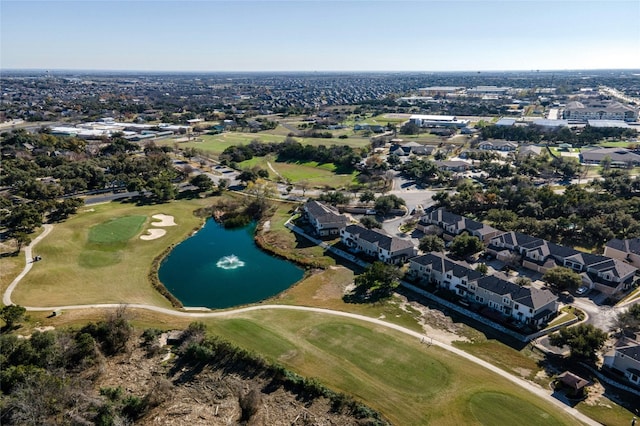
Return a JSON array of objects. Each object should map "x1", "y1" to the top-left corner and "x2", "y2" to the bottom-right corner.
[
  {"x1": 461, "y1": 279, "x2": 467, "y2": 285},
  {"x1": 475, "y1": 296, "x2": 484, "y2": 303},
  {"x1": 503, "y1": 297, "x2": 510, "y2": 304},
  {"x1": 514, "y1": 304, "x2": 519, "y2": 310},
  {"x1": 469, "y1": 284, "x2": 476, "y2": 290},
  {"x1": 446, "y1": 274, "x2": 452, "y2": 279},
  {"x1": 529, "y1": 308, "x2": 533, "y2": 313}
]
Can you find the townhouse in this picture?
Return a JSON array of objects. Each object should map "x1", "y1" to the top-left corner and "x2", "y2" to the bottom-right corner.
[
  {"x1": 488, "y1": 232, "x2": 637, "y2": 295},
  {"x1": 340, "y1": 224, "x2": 416, "y2": 265},
  {"x1": 408, "y1": 252, "x2": 558, "y2": 326},
  {"x1": 302, "y1": 200, "x2": 349, "y2": 237},
  {"x1": 418, "y1": 208, "x2": 502, "y2": 244},
  {"x1": 604, "y1": 335, "x2": 640, "y2": 387}
]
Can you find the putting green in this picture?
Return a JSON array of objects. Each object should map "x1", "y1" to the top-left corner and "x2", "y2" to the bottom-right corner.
[
  {"x1": 88, "y1": 215, "x2": 147, "y2": 244},
  {"x1": 469, "y1": 391, "x2": 565, "y2": 426}
]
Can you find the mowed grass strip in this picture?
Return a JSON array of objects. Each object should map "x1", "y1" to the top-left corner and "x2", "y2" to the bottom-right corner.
[
  {"x1": 469, "y1": 391, "x2": 564, "y2": 426},
  {"x1": 87, "y1": 215, "x2": 147, "y2": 244},
  {"x1": 203, "y1": 311, "x2": 581, "y2": 426},
  {"x1": 12, "y1": 199, "x2": 210, "y2": 307}
]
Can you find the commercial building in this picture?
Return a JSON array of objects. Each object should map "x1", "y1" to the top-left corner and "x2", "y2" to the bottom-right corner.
[{"x1": 409, "y1": 114, "x2": 469, "y2": 129}]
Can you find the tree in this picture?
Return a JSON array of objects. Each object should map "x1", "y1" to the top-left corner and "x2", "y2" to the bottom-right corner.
[
  {"x1": 475, "y1": 263, "x2": 488, "y2": 275},
  {"x1": 374, "y1": 194, "x2": 405, "y2": 216},
  {"x1": 238, "y1": 169, "x2": 258, "y2": 184},
  {"x1": 360, "y1": 216, "x2": 381, "y2": 229},
  {"x1": 359, "y1": 190, "x2": 376, "y2": 204},
  {"x1": 190, "y1": 174, "x2": 213, "y2": 192},
  {"x1": 399, "y1": 121, "x2": 420, "y2": 135},
  {"x1": 543, "y1": 266, "x2": 582, "y2": 291},
  {"x1": 217, "y1": 178, "x2": 229, "y2": 191},
  {"x1": 418, "y1": 235, "x2": 445, "y2": 253},
  {"x1": 548, "y1": 324, "x2": 607, "y2": 361},
  {"x1": 13, "y1": 232, "x2": 31, "y2": 253},
  {"x1": 614, "y1": 303, "x2": 640, "y2": 334},
  {"x1": 449, "y1": 234, "x2": 483, "y2": 258},
  {"x1": 354, "y1": 261, "x2": 401, "y2": 298},
  {"x1": 1, "y1": 305, "x2": 27, "y2": 330}
]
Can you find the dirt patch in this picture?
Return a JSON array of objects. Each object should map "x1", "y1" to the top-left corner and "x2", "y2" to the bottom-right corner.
[
  {"x1": 398, "y1": 298, "x2": 469, "y2": 345},
  {"x1": 140, "y1": 229, "x2": 167, "y2": 240},
  {"x1": 151, "y1": 214, "x2": 177, "y2": 227}
]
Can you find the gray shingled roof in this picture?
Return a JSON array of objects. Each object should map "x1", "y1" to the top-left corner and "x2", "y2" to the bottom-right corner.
[
  {"x1": 476, "y1": 275, "x2": 557, "y2": 310},
  {"x1": 606, "y1": 238, "x2": 640, "y2": 255},
  {"x1": 305, "y1": 200, "x2": 348, "y2": 227},
  {"x1": 410, "y1": 253, "x2": 483, "y2": 280},
  {"x1": 344, "y1": 224, "x2": 414, "y2": 252}
]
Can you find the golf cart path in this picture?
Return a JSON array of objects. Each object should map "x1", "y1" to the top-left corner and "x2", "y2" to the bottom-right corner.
[
  {"x1": 3, "y1": 224, "x2": 53, "y2": 306},
  {"x1": 2, "y1": 224, "x2": 600, "y2": 425}
]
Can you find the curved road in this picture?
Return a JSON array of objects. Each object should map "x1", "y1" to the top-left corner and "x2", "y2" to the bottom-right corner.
[{"x1": 3, "y1": 224, "x2": 600, "y2": 425}]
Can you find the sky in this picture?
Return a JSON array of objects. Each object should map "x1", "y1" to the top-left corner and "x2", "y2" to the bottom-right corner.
[{"x1": 1, "y1": 0, "x2": 639, "y2": 72}]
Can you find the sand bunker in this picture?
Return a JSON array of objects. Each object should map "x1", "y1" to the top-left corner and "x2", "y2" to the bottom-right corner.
[
  {"x1": 140, "y1": 229, "x2": 167, "y2": 240},
  {"x1": 151, "y1": 214, "x2": 176, "y2": 227}
]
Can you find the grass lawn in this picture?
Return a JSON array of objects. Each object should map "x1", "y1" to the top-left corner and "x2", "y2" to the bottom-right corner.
[
  {"x1": 12, "y1": 198, "x2": 211, "y2": 307},
  {"x1": 202, "y1": 310, "x2": 582, "y2": 426}
]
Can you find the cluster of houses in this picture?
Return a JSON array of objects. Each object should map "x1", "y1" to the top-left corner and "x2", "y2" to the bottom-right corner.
[
  {"x1": 301, "y1": 201, "x2": 567, "y2": 329},
  {"x1": 300, "y1": 200, "x2": 640, "y2": 387}
]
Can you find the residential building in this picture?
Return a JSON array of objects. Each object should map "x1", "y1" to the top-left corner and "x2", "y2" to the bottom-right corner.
[
  {"x1": 302, "y1": 200, "x2": 349, "y2": 237},
  {"x1": 433, "y1": 160, "x2": 471, "y2": 172},
  {"x1": 340, "y1": 224, "x2": 416, "y2": 265},
  {"x1": 605, "y1": 238, "x2": 640, "y2": 265},
  {"x1": 604, "y1": 335, "x2": 640, "y2": 386},
  {"x1": 563, "y1": 100, "x2": 638, "y2": 122},
  {"x1": 419, "y1": 208, "x2": 501, "y2": 243},
  {"x1": 489, "y1": 232, "x2": 637, "y2": 295},
  {"x1": 517, "y1": 145, "x2": 543, "y2": 158},
  {"x1": 471, "y1": 275, "x2": 558, "y2": 327},
  {"x1": 408, "y1": 252, "x2": 558, "y2": 327},
  {"x1": 478, "y1": 140, "x2": 518, "y2": 151},
  {"x1": 580, "y1": 147, "x2": 640, "y2": 168},
  {"x1": 408, "y1": 253, "x2": 483, "y2": 295}
]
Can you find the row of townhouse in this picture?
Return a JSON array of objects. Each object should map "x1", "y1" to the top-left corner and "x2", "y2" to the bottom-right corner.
[
  {"x1": 301, "y1": 201, "x2": 559, "y2": 329},
  {"x1": 417, "y1": 208, "x2": 502, "y2": 244},
  {"x1": 301, "y1": 201, "x2": 417, "y2": 264},
  {"x1": 420, "y1": 207, "x2": 637, "y2": 296},
  {"x1": 407, "y1": 253, "x2": 559, "y2": 327},
  {"x1": 489, "y1": 231, "x2": 637, "y2": 296},
  {"x1": 340, "y1": 224, "x2": 417, "y2": 265}
]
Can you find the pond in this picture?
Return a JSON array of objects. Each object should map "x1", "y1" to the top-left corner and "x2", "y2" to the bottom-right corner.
[{"x1": 159, "y1": 219, "x2": 304, "y2": 309}]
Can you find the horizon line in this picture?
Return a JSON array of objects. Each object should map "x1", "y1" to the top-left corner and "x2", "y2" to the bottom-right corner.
[{"x1": 3, "y1": 67, "x2": 640, "y2": 74}]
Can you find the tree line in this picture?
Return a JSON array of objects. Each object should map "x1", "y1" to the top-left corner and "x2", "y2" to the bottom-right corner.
[{"x1": 219, "y1": 137, "x2": 362, "y2": 171}]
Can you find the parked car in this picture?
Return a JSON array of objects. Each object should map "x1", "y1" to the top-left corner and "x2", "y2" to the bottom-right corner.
[{"x1": 576, "y1": 285, "x2": 590, "y2": 295}]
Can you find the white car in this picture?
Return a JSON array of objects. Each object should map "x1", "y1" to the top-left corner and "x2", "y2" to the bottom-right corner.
[{"x1": 576, "y1": 285, "x2": 590, "y2": 295}]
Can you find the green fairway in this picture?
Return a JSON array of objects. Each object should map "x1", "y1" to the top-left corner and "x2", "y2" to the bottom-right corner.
[
  {"x1": 203, "y1": 311, "x2": 580, "y2": 426},
  {"x1": 238, "y1": 155, "x2": 358, "y2": 188},
  {"x1": 88, "y1": 215, "x2": 147, "y2": 244},
  {"x1": 469, "y1": 391, "x2": 564, "y2": 426},
  {"x1": 12, "y1": 199, "x2": 211, "y2": 307}
]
